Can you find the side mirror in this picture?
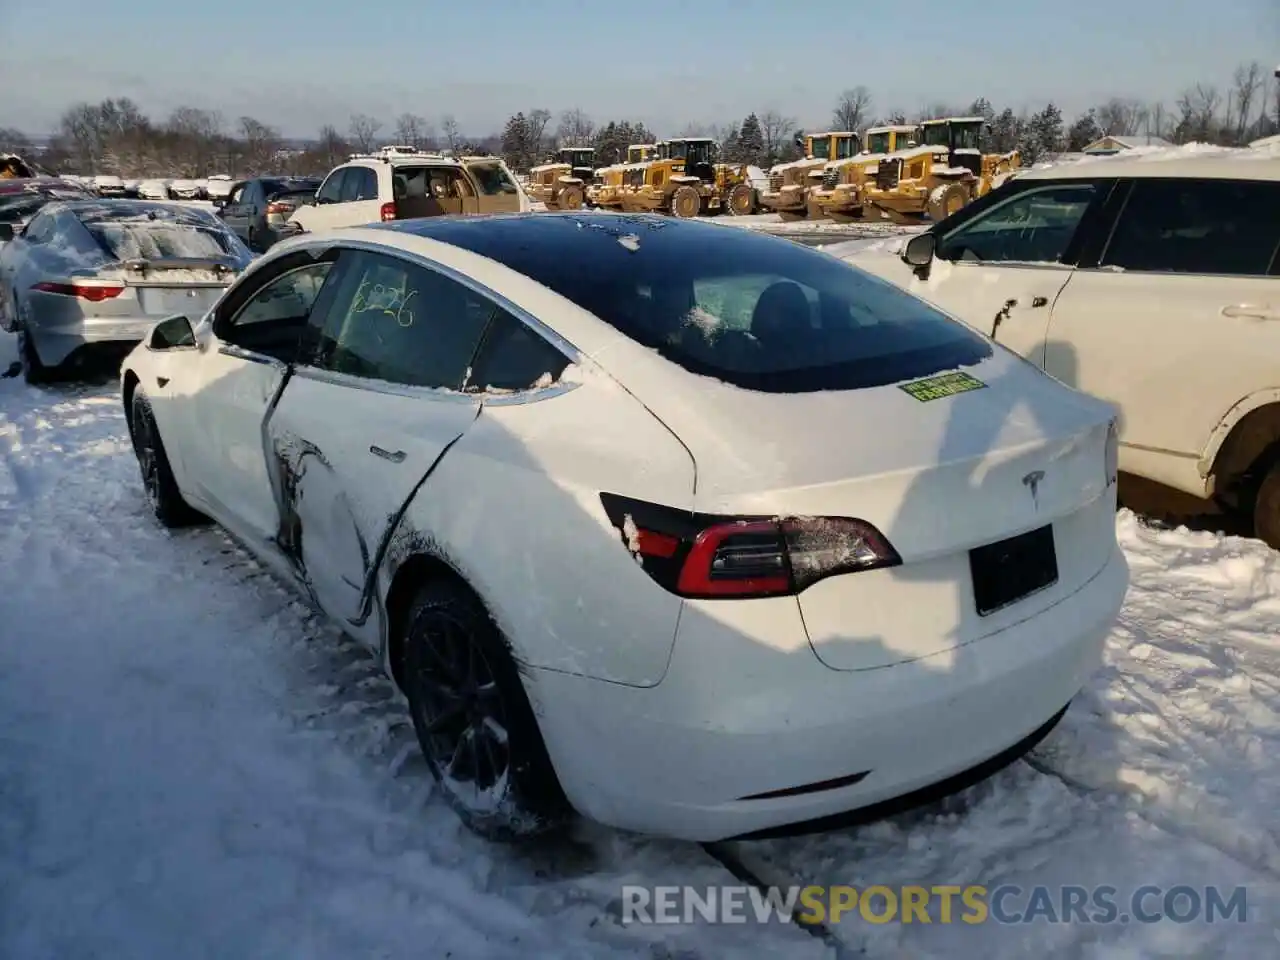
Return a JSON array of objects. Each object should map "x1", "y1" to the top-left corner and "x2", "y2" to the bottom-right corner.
[
  {"x1": 211, "y1": 197, "x2": 225, "y2": 208},
  {"x1": 0, "y1": 223, "x2": 13, "y2": 242},
  {"x1": 903, "y1": 232, "x2": 937, "y2": 279},
  {"x1": 149, "y1": 314, "x2": 196, "y2": 350}
]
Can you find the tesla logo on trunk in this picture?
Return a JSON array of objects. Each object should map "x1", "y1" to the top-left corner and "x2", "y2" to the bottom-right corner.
[{"x1": 1023, "y1": 470, "x2": 1046, "y2": 508}]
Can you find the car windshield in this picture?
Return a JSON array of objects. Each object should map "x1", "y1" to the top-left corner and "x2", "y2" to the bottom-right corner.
[
  {"x1": 393, "y1": 215, "x2": 991, "y2": 393},
  {"x1": 77, "y1": 206, "x2": 235, "y2": 260}
]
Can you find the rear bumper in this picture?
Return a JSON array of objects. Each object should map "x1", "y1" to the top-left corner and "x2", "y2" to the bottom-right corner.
[
  {"x1": 527, "y1": 542, "x2": 1127, "y2": 841},
  {"x1": 28, "y1": 317, "x2": 155, "y2": 365}
]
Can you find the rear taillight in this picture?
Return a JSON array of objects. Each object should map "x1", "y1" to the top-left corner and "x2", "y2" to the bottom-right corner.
[
  {"x1": 379, "y1": 201, "x2": 397, "y2": 221},
  {"x1": 31, "y1": 281, "x2": 124, "y2": 302},
  {"x1": 265, "y1": 200, "x2": 294, "y2": 215},
  {"x1": 601, "y1": 493, "x2": 900, "y2": 600}
]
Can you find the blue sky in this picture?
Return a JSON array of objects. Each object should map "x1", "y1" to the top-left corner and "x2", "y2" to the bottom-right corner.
[{"x1": 1, "y1": 0, "x2": 1275, "y2": 138}]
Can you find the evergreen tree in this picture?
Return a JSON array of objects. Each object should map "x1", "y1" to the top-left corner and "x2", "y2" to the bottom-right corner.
[
  {"x1": 989, "y1": 108, "x2": 1023, "y2": 154},
  {"x1": 736, "y1": 113, "x2": 765, "y2": 166},
  {"x1": 1066, "y1": 109, "x2": 1102, "y2": 151},
  {"x1": 968, "y1": 98, "x2": 996, "y2": 151},
  {"x1": 1025, "y1": 102, "x2": 1064, "y2": 163},
  {"x1": 501, "y1": 112, "x2": 530, "y2": 171}
]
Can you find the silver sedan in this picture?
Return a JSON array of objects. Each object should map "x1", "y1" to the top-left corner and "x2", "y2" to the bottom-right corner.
[{"x1": 0, "y1": 199, "x2": 253, "y2": 382}]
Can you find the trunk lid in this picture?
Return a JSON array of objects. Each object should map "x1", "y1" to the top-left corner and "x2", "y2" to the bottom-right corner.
[
  {"x1": 610, "y1": 348, "x2": 1117, "y2": 670},
  {"x1": 118, "y1": 258, "x2": 237, "y2": 317}
]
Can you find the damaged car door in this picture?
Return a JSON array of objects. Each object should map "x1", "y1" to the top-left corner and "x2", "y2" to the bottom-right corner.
[
  {"x1": 267, "y1": 248, "x2": 491, "y2": 625},
  {"x1": 186, "y1": 248, "x2": 341, "y2": 545}
]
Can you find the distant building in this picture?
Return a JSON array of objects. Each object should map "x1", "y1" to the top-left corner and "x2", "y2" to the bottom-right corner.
[{"x1": 1081, "y1": 134, "x2": 1174, "y2": 155}]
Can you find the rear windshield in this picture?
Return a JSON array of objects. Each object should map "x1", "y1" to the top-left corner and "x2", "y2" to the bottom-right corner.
[
  {"x1": 79, "y1": 208, "x2": 235, "y2": 260},
  {"x1": 264, "y1": 179, "x2": 319, "y2": 199},
  {"x1": 397, "y1": 215, "x2": 991, "y2": 392}
]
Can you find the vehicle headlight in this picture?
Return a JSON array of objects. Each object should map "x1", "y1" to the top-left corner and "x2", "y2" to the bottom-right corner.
[{"x1": 1105, "y1": 418, "x2": 1119, "y2": 487}]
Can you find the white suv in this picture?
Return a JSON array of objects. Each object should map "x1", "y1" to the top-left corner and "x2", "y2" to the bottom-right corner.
[
  {"x1": 834, "y1": 152, "x2": 1280, "y2": 546},
  {"x1": 287, "y1": 151, "x2": 529, "y2": 235}
]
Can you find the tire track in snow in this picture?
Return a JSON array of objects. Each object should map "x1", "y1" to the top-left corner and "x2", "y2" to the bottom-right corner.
[{"x1": 1022, "y1": 752, "x2": 1280, "y2": 884}]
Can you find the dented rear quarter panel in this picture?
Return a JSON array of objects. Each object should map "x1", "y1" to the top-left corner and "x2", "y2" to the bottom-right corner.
[{"x1": 381, "y1": 366, "x2": 696, "y2": 688}]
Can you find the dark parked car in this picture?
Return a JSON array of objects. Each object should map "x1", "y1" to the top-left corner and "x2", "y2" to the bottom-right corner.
[
  {"x1": 215, "y1": 177, "x2": 322, "y2": 252},
  {"x1": 0, "y1": 179, "x2": 96, "y2": 246}
]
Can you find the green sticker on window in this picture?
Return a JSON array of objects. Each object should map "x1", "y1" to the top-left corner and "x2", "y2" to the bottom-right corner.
[{"x1": 899, "y1": 371, "x2": 987, "y2": 402}]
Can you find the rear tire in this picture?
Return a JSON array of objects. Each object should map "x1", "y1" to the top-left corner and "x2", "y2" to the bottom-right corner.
[
  {"x1": 130, "y1": 391, "x2": 202, "y2": 527},
  {"x1": 669, "y1": 184, "x2": 701, "y2": 219},
  {"x1": 17, "y1": 328, "x2": 48, "y2": 385},
  {"x1": 1253, "y1": 462, "x2": 1280, "y2": 550},
  {"x1": 402, "y1": 578, "x2": 570, "y2": 841}
]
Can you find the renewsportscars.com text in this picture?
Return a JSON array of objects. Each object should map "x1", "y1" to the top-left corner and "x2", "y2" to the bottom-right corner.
[{"x1": 621, "y1": 884, "x2": 1248, "y2": 926}]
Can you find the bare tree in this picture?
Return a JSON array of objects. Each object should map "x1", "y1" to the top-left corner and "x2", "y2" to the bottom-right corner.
[
  {"x1": 239, "y1": 116, "x2": 280, "y2": 173},
  {"x1": 441, "y1": 114, "x2": 461, "y2": 154},
  {"x1": 316, "y1": 125, "x2": 349, "y2": 170},
  {"x1": 1177, "y1": 83, "x2": 1222, "y2": 142},
  {"x1": 758, "y1": 110, "x2": 796, "y2": 164},
  {"x1": 348, "y1": 113, "x2": 382, "y2": 152},
  {"x1": 1231, "y1": 61, "x2": 1265, "y2": 142},
  {"x1": 556, "y1": 108, "x2": 595, "y2": 146},
  {"x1": 1094, "y1": 97, "x2": 1148, "y2": 137},
  {"x1": 526, "y1": 108, "x2": 552, "y2": 161},
  {"x1": 833, "y1": 86, "x2": 872, "y2": 133},
  {"x1": 393, "y1": 113, "x2": 428, "y2": 149}
]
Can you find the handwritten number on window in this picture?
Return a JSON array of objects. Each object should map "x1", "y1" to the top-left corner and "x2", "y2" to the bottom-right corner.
[{"x1": 350, "y1": 273, "x2": 417, "y2": 327}]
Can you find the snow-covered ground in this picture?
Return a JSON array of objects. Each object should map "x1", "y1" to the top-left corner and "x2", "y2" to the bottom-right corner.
[{"x1": 2, "y1": 330, "x2": 1280, "y2": 958}]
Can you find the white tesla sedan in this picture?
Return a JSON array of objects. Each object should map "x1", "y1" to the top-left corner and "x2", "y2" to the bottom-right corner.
[{"x1": 120, "y1": 212, "x2": 1129, "y2": 843}]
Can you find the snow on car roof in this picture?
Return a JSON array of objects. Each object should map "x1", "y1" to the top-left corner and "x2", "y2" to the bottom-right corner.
[{"x1": 1016, "y1": 141, "x2": 1280, "y2": 182}]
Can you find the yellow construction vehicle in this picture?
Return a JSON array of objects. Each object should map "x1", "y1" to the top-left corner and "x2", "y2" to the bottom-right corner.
[
  {"x1": 859, "y1": 117, "x2": 1020, "y2": 223},
  {"x1": 623, "y1": 138, "x2": 757, "y2": 218},
  {"x1": 588, "y1": 144, "x2": 656, "y2": 208},
  {"x1": 809, "y1": 124, "x2": 918, "y2": 222},
  {"x1": 528, "y1": 147, "x2": 596, "y2": 210},
  {"x1": 758, "y1": 131, "x2": 859, "y2": 220}
]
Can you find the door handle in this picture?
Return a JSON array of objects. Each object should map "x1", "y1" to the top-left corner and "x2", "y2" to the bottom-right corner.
[
  {"x1": 1031, "y1": 296, "x2": 1049, "y2": 308},
  {"x1": 156, "y1": 376, "x2": 169, "y2": 388},
  {"x1": 1221, "y1": 304, "x2": 1280, "y2": 321},
  {"x1": 370, "y1": 445, "x2": 405, "y2": 463}
]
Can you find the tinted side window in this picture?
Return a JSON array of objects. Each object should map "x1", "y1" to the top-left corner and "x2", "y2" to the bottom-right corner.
[
  {"x1": 317, "y1": 169, "x2": 346, "y2": 203},
  {"x1": 467, "y1": 312, "x2": 569, "y2": 391},
  {"x1": 315, "y1": 251, "x2": 494, "y2": 388},
  {"x1": 1102, "y1": 179, "x2": 1280, "y2": 276},
  {"x1": 221, "y1": 261, "x2": 337, "y2": 360},
  {"x1": 936, "y1": 182, "x2": 1099, "y2": 264},
  {"x1": 341, "y1": 167, "x2": 377, "y2": 202}
]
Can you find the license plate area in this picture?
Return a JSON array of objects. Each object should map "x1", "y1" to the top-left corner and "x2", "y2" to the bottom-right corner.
[
  {"x1": 969, "y1": 524, "x2": 1058, "y2": 617},
  {"x1": 138, "y1": 287, "x2": 218, "y2": 316}
]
